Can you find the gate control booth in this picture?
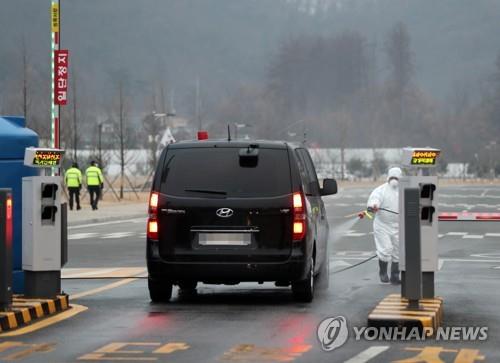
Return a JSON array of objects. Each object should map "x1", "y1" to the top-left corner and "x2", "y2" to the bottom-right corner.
[
  {"x1": 368, "y1": 147, "x2": 443, "y2": 335},
  {"x1": 399, "y1": 147, "x2": 440, "y2": 299},
  {"x1": 22, "y1": 147, "x2": 66, "y2": 298}
]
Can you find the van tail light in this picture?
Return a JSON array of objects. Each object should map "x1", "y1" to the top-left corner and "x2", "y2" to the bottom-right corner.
[
  {"x1": 292, "y1": 192, "x2": 306, "y2": 241},
  {"x1": 147, "y1": 192, "x2": 159, "y2": 240},
  {"x1": 6, "y1": 194, "x2": 12, "y2": 247},
  {"x1": 148, "y1": 220, "x2": 158, "y2": 240}
]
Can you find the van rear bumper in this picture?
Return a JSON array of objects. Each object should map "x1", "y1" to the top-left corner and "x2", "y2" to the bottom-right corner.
[{"x1": 147, "y1": 240, "x2": 310, "y2": 283}]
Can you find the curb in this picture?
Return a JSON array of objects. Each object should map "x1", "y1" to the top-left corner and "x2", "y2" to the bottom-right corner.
[
  {"x1": 68, "y1": 213, "x2": 146, "y2": 227},
  {"x1": 439, "y1": 212, "x2": 500, "y2": 221},
  {"x1": 0, "y1": 295, "x2": 69, "y2": 332},
  {"x1": 368, "y1": 294, "x2": 443, "y2": 336}
]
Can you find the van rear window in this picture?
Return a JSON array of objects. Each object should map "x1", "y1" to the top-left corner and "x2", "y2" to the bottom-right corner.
[{"x1": 160, "y1": 147, "x2": 291, "y2": 197}]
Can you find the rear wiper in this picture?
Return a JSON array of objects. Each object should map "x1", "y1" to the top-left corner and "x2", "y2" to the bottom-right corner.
[{"x1": 184, "y1": 188, "x2": 227, "y2": 195}]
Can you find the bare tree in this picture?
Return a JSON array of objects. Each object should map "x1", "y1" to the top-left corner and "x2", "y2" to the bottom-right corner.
[
  {"x1": 142, "y1": 113, "x2": 164, "y2": 171},
  {"x1": 384, "y1": 22, "x2": 414, "y2": 136},
  {"x1": 328, "y1": 109, "x2": 352, "y2": 179},
  {"x1": 118, "y1": 80, "x2": 126, "y2": 199},
  {"x1": 21, "y1": 37, "x2": 29, "y2": 121},
  {"x1": 109, "y1": 79, "x2": 132, "y2": 199},
  {"x1": 266, "y1": 31, "x2": 372, "y2": 144},
  {"x1": 72, "y1": 67, "x2": 78, "y2": 161}
]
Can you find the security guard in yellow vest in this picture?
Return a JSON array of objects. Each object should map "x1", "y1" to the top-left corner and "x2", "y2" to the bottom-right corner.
[
  {"x1": 65, "y1": 162, "x2": 82, "y2": 210},
  {"x1": 85, "y1": 160, "x2": 104, "y2": 210}
]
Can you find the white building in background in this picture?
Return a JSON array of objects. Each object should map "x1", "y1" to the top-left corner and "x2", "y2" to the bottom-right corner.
[
  {"x1": 309, "y1": 148, "x2": 403, "y2": 180},
  {"x1": 443, "y1": 163, "x2": 473, "y2": 179},
  {"x1": 66, "y1": 146, "x2": 468, "y2": 179}
]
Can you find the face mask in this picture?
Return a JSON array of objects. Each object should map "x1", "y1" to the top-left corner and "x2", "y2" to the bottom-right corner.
[{"x1": 389, "y1": 179, "x2": 399, "y2": 189}]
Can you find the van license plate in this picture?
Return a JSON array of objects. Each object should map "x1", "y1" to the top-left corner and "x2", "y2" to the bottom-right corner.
[{"x1": 198, "y1": 233, "x2": 251, "y2": 246}]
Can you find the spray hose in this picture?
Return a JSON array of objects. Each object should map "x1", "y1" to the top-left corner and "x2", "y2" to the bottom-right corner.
[
  {"x1": 332, "y1": 254, "x2": 377, "y2": 274},
  {"x1": 358, "y1": 207, "x2": 398, "y2": 219}
]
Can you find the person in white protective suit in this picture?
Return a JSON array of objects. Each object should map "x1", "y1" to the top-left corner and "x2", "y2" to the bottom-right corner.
[{"x1": 366, "y1": 167, "x2": 402, "y2": 284}]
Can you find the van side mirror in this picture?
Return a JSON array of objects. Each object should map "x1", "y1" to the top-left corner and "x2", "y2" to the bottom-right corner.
[{"x1": 321, "y1": 178, "x2": 337, "y2": 196}]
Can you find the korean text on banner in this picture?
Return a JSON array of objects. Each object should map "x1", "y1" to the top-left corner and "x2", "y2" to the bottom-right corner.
[
  {"x1": 54, "y1": 50, "x2": 69, "y2": 106},
  {"x1": 51, "y1": 3, "x2": 59, "y2": 33}
]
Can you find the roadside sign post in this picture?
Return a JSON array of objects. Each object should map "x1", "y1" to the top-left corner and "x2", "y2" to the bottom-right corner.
[
  {"x1": 51, "y1": 0, "x2": 68, "y2": 177},
  {"x1": 0, "y1": 189, "x2": 13, "y2": 311}
]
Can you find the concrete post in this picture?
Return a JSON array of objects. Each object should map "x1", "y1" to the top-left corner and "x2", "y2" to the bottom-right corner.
[
  {"x1": 404, "y1": 188, "x2": 421, "y2": 309},
  {"x1": 61, "y1": 202, "x2": 68, "y2": 267}
]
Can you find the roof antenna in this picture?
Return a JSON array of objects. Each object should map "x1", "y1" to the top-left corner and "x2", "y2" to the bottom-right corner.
[{"x1": 227, "y1": 124, "x2": 232, "y2": 141}]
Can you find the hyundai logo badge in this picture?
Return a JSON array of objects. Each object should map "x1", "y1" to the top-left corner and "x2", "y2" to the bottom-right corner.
[{"x1": 216, "y1": 208, "x2": 234, "y2": 218}]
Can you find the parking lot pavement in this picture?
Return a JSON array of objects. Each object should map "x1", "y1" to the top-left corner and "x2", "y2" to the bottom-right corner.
[
  {"x1": 1, "y1": 184, "x2": 499, "y2": 362},
  {"x1": 67, "y1": 201, "x2": 147, "y2": 226}
]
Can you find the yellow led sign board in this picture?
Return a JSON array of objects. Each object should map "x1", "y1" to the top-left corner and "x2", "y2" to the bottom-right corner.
[
  {"x1": 411, "y1": 150, "x2": 440, "y2": 165},
  {"x1": 24, "y1": 148, "x2": 65, "y2": 168},
  {"x1": 402, "y1": 147, "x2": 441, "y2": 167}
]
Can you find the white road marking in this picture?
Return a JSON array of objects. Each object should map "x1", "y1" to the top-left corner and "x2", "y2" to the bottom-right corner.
[
  {"x1": 330, "y1": 261, "x2": 352, "y2": 269},
  {"x1": 485, "y1": 233, "x2": 500, "y2": 237},
  {"x1": 335, "y1": 251, "x2": 374, "y2": 258},
  {"x1": 440, "y1": 194, "x2": 500, "y2": 199},
  {"x1": 470, "y1": 252, "x2": 500, "y2": 259},
  {"x1": 334, "y1": 203, "x2": 366, "y2": 207},
  {"x1": 462, "y1": 235, "x2": 484, "y2": 239},
  {"x1": 344, "y1": 233, "x2": 367, "y2": 237},
  {"x1": 344, "y1": 346, "x2": 390, "y2": 363},
  {"x1": 62, "y1": 267, "x2": 147, "y2": 279},
  {"x1": 432, "y1": 258, "x2": 500, "y2": 263},
  {"x1": 477, "y1": 203, "x2": 496, "y2": 208},
  {"x1": 481, "y1": 189, "x2": 489, "y2": 197},
  {"x1": 446, "y1": 232, "x2": 468, "y2": 236},
  {"x1": 68, "y1": 231, "x2": 147, "y2": 240},
  {"x1": 438, "y1": 234, "x2": 445, "y2": 239},
  {"x1": 68, "y1": 218, "x2": 146, "y2": 230},
  {"x1": 68, "y1": 232, "x2": 98, "y2": 240},
  {"x1": 438, "y1": 259, "x2": 445, "y2": 270},
  {"x1": 62, "y1": 268, "x2": 121, "y2": 278},
  {"x1": 333, "y1": 256, "x2": 500, "y2": 263},
  {"x1": 101, "y1": 232, "x2": 135, "y2": 239},
  {"x1": 439, "y1": 203, "x2": 457, "y2": 207}
]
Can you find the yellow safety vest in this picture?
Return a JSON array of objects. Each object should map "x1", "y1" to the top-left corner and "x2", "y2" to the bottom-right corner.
[
  {"x1": 85, "y1": 166, "x2": 104, "y2": 186},
  {"x1": 65, "y1": 167, "x2": 82, "y2": 188}
]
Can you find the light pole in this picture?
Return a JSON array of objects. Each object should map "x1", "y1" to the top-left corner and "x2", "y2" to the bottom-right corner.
[
  {"x1": 234, "y1": 123, "x2": 250, "y2": 139},
  {"x1": 152, "y1": 112, "x2": 166, "y2": 162},
  {"x1": 486, "y1": 140, "x2": 497, "y2": 179},
  {"x1": 279, "y1": 120, "x2": 307, "y2": 145},
  {"x1": 97, "y1": 123, "x2": 103, "y2": 167}
]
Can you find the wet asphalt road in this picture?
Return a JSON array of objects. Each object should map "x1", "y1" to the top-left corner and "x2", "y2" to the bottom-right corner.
[{"x1": 0, "y1": 184, "x2": 499, "y2": 362}]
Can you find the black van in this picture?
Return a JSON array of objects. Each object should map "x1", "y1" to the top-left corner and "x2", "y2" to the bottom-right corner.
[{"x1": 146, "y1": 140, "x2": 337, "y2": 302}]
